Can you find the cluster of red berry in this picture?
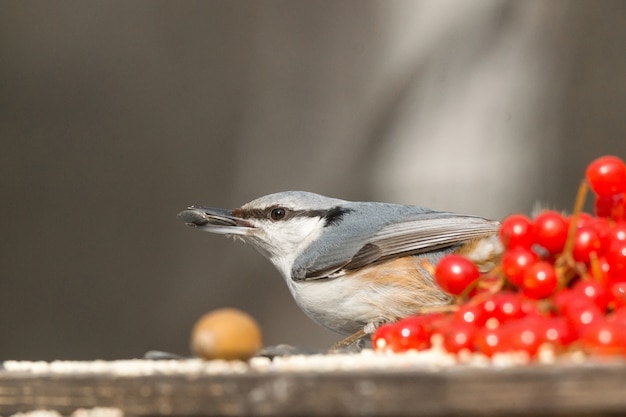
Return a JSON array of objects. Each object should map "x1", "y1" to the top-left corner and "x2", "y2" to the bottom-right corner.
[{"x1": 373, "y1": 155, "x2": 626, "y2": 359}]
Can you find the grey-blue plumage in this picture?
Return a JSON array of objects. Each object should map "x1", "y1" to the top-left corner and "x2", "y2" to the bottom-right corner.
[{"x1": 178, "y1": 191, "x2": 502, "y2": 340}]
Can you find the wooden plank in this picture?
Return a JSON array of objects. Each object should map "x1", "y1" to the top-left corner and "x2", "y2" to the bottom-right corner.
[{"x1": 2, "y1": 363, "x2": 626, "y2": 416}]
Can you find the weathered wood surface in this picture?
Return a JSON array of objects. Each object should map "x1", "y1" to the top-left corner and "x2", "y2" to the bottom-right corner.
[{"x1": 2, "y1": 363, "x2": 626, "y2": 416}]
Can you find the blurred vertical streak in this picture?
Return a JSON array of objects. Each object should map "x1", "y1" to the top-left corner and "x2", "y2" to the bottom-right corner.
[{"x1": 368, "y1": 1, "x2": 575, "y2": 218}]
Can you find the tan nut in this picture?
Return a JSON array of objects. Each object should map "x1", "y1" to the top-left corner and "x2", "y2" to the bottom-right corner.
[{"x1": 190, "y1": 308, "x2": 262, "y2": 361}]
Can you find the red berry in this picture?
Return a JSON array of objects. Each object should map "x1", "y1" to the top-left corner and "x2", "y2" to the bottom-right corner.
[
  {"x1": 396, "y1": 318, "x2": 430, "y2": 351},
  {"x1": 453, "y1": 303, "x2": 488, "y2": 327},
  {"x1": 606, "y1": 240, "x2": 626, "y2": 279},
  {"x1": 610, "y1": 282, "x2": 626, "y2": 308},
  {"x1": 607, "y1": 222, "x2": 626, "y2": 246},
  {"x1": 595, "y1": 193, "x2": 626, "y2": 221},
  {"x1": 533, "y1": 211, "x2": 568, "y2": 254},
  {"x1": 572, "y1": 279, "x2": 610, "y2": 311},
  {"x1": 499, "y1": 214, "x2": 534, "y2": 249},
  {"x1": 441, "y1": 321, "x2": 477, "y2": 354},
  {"x1": 595, "y1": 195, "x2": 613, "y2": 218},
  {"x1": 501, "y1": 247, "x2": 539, "y2": 286},
  {"x1": 586, "y1": 155, "x2": 626, "y2": 197},
  {"x1": 434, "y1": 255, "x2": 480, "y2": 296},
  {"x1": 572, "y1": 226, "x2": 603, "y2": 263},
  {"x1": 579, "y1": 319, "x2": 626, "y2": 355},
  {"x1": 519, "y1": 297, "x2": 542, "y2": 317},
  {"x1": 571, "y1": 212, "x2": 594, "y2": 229},
  {"x1": 482, "y1": 292, "x2": 526, "y2": 324},
  {"x1": 501, "y1": 318, "x2": 546, "y2": 356},
  {"x1": 372, "y1": 323, "x2": 400, "y2": 351},
  {"x1": 394, "y1": 315, "x2": 443, "y2": 351},
  {"x1": 522, "y1": 261, "x2": 558, "y2": 299},
  {"x1": 562, "y1": 295, "x2": 604, "y2": 328},
  {"x1": 553, "y1": 289, "x2": 576, "y2": 314},
  {"x1": 542, "y1": 317, "x2": 577, "y2": 347},
  {"x1": 474, "y1": 326, "x2": 507, "y2": 357},
  {"x1": 593, "y1": 217, "x2": 614, "y2": 250},
  {"x1": 379, "y1": 189, "x2": 626, "y2": 359}
]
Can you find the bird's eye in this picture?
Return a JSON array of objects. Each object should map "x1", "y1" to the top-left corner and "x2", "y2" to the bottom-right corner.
[{"x1": 270, "y1": 207, "x2": 287, "y2": 220}]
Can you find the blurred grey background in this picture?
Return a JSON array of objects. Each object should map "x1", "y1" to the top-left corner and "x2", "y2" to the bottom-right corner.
[{"x1": 1, "y1": 1, "x2": 625, "y2": 360}]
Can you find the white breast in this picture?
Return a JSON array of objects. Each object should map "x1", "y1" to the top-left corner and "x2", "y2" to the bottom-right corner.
[
  {"x1": 283, "y1": 256, "x2": 453, "y2": 335},
  {"x1": 286, "y1": 277, "x2": 379, "y2": 335}
]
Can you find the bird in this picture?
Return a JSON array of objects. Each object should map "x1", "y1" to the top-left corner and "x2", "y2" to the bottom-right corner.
[{"x1": 178, "y1": 191, "x2": 502, "y2": 349}]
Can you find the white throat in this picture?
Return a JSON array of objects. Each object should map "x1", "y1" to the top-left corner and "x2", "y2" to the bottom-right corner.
[{"x1": 246, "y1": 216, "x2": 326, "y2": 282}]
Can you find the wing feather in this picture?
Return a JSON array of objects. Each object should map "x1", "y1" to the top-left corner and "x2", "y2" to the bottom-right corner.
[
  {"x1": 297, "y1": 212, "x2": 499, "y2": 281},
  {"x1": 366, "y1": 216, "x2": 500, "y2": 260}
]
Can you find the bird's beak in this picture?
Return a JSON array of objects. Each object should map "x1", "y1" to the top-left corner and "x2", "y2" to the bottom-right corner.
[{"x1": 177, "y1": 207, "x2": 254, "y2": 235}]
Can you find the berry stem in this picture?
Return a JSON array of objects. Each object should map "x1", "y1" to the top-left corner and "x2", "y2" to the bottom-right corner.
[
  {"x1": 563, "y1": 180, "x2": 589, "y2": 258},
  {"x1": 556, "y1": 180, "x2": 589, "y2": 286},
  {"x1": 588, "y1": 251, "x2": 602, "y2": 282}
]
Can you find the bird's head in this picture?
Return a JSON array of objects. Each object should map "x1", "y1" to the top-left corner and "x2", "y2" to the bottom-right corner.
[{"x1": 178, "y1": 191, "x2": 350, "y2": 276}]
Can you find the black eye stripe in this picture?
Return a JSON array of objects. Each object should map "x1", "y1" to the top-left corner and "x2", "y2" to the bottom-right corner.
[{"x1": 232, "y1": 206, "x2": 352, "y2": 223}]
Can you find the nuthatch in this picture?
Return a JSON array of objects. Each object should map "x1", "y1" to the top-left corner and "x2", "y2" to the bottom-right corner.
[{"x1": 178, "y1": 191, "x2": 502, "y2": 348}]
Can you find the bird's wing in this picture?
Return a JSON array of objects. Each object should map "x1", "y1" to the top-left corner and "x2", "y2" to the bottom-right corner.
[
  {"x1": 296, "y1": 213, "x2": 500, "y2": 280},
  {"x1": 362, "y1": 215, "x2": 500, "y2": 262}
]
